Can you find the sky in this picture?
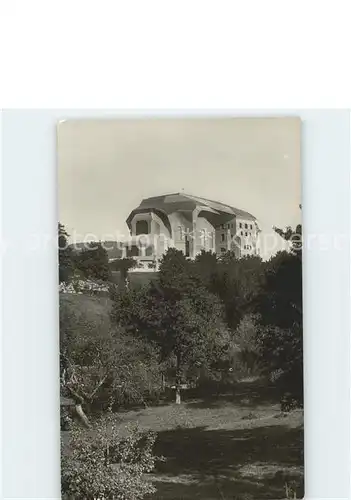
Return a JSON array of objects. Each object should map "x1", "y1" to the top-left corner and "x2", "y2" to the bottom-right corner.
[{"x1": 58, "y1": 117, "x2": 301, "y2": 259}]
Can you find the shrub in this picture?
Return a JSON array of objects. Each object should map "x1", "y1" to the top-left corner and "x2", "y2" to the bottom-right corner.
[
  {"x1": 256, "y1": 324, "x2": 303, "y2": 409},
  {"x1": 230, "y1": 314, "x2": 263, "y2": 380},
  {"x1": 61, "y1": 416, "x2": 158, "y2": 500}
]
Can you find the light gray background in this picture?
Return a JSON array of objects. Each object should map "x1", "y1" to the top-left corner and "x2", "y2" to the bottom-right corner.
[{"x1": 1, "y1": 110, "x2": 350, "y2": 499}]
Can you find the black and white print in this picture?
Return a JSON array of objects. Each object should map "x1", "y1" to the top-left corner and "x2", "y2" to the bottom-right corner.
[{"x1": 58, "y1": 117, "x2": 303, "y2": 500}]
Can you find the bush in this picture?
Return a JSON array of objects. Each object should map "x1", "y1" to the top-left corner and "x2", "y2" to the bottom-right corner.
[
  {"x1": 255, "y1": 249, "x2": 303, "y2": 408},
  {"x1": 230, "y1": 314, "x2": 263, "y2": 380},
  {"x1": 256, "y1": 324, "x2": 303, "y2": 408},
  {"x1": 61, "y1": 416, "x2": 158, "y2": 500}
]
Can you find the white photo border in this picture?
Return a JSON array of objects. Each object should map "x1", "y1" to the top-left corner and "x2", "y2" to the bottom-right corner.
[{"x1": 1, "y1": 109, "x2": 350, "y2": 499}]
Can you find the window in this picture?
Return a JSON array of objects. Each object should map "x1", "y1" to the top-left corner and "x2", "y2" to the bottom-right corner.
[
  {"x1": 241, "y1": 231, "x2": 243, "y2": 236},
  {"x1": 220, "y1": 247, "x2": 226, "y2": 253},
  {"x1": 245, "y1": 223, "x2": 248, "y2": 229},
  {"x1": 221, "y1": 233, "x2": 225, "y2": 242},
  {"x1": 239, "y1": 222, "x2": 242, "y2": 228},
  {"x1": 245, "y1": 232, "x2": 248, "y2": 236},
  {"x1": 250, "y1": 224, "x2": 253, "y2": 230},
  {"x1": 136, "y1": 220, "x2": 148, "y2": 235}
]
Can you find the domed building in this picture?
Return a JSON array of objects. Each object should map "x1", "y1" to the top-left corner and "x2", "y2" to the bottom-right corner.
[{"x1": 122, "y1": 193, "x2": 260, "y2": 269}]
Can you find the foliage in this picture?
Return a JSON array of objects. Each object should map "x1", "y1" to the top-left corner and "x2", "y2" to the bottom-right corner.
[
  {"x1": 227, "y1": 314, "x2": 263, "y2": 380},
  {"x1": 60, "y1": 294, "x2": 163, "y2": 413},
  {"x1": 58, "y1": 223, "x2": 112, "y2": 284},
  {"x1": 109, "y1": 257, "x2": 138, "y2": 288},
  {"x1": 59, "y1": 278, "x2": 110, "y2": 295},
  {"x1": 110, "y1": 257, "x2": 137, "y2": 274},
  {"x1": 191, "y1": 249, "x2": 218, "y2": 287},
  {"x1": 61, "y1": 416, "x2": 158, "y2": 500},
  {"x1": 111, "y1": 249, "x2": 230, "y2": 402},
  {"x1": 58, "y1": 223, "x2": 74, "y2": 283},
  {"x1": 74, "y1": 242, "x2": 111, "y2": 282},
  {"x1": 255, "y1": 222, "x2": 303, "y2": 408},
  {"x1": 256, "y1": 251, "x2": 302, "y2": 330},
  {"x1": 112, "y1": 249, "x2": 229, "y2": 372},
  {"x1": 257, "y1": 324, "x2": 303, "y2": 406},
  {"x1": 273, "y1": 223, "x2": 302, "y2": 255},
  {"x1": 195, "y1": 251, "x2": 265, "y2": 330}
]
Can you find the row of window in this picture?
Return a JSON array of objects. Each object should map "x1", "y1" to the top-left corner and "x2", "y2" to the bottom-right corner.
[
  {"x1": 219, "y1": 222, "x2": 254, "y2": 230},
  {"x1": 221, "y1": 231, "x2": 252, "y2": 240},
  {"x1": 239, "y1": 222, "x2": 253, "y2": 230},
  {"x1": 136, "y1": 220, "x2": 254, "y2": 236}
]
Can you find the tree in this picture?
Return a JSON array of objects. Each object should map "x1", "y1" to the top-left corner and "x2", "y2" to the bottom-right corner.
[
  {"x1": 60, "y1": 295, "x2": 163, "y2": 425},
  {"x1": 112, "y1": 249, "x2": 229, "y2": 404},
  {"x1": 110, "y1": 257, "x2": 137, "y2": 290},
  {"x1": 60, "y1": 331, "x2": 162, "y2": 423},
  {"x1": 210, "y1": 252, "x2": 265, "y2": 330},
  {"x1": 273, "y1": 223, "x2": 302, "y2": 255},
  {"x1": 192, "y1": 250, "x2": 218, "y2": 288},
  {"x1": 58, "y1": 223, "x2": 74, "y2": 283},
  {"x1": 256, "y1": 221, "x2": 303, "y2": 408},
  {"x1": 74, "y1": 242, "x2": 111, "y2": 282}
]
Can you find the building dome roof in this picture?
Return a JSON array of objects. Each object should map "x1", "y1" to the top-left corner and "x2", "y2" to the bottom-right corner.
[{"x1": 126, "y1": 192, "x2": 257, "y2": 230}]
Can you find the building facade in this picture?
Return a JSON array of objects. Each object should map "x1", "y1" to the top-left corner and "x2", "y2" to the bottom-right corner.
[{"x1": 122, "y1": 193, "x2": 260, "y2": 269}]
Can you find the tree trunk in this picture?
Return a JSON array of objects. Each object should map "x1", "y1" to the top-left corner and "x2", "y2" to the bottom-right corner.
[
  {"x1": 161, "y1": 373, "x2": 166, "y2": 392},
  {"x1": 175, "y1": 353, "x2": 181, "y2": 404},
  {"x1": 75, "y1": 404, "x2": 90, "y2": 428},
  {"x1": 175, "y1": 386, "x2": 181, "y2": 404}
]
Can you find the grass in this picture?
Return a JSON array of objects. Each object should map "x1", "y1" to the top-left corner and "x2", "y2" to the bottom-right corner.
[
  {"x1": 82, "y1": 381, "x2": 304, "y2": 499},
  {"x1": 111, "y1": 270, "x2": 159, "y2": 288}
]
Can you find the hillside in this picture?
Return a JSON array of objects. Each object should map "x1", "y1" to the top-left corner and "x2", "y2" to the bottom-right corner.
[{"x1": 60, "y1": 292, "x2": 112, "y2": 338}]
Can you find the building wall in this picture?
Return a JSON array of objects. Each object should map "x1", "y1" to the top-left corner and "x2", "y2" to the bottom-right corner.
[
  {"x1": 128, "y1": 207, "x2": 259, "y2": 262},
  {"x1": 128, "y1": 211, "x2": 171, "y2": 259},
  {"x1": 168, "y1": 212, "x2": 193, "y2": 256},
  {"x1": 214, "y1": 217, "x2": 259, "y2": 257},
  {"x1": 236, "y1": 217, "x2": 258, "y2": 256},
  {"x1": 215, "y1": 217, "x2": 236, "y2": 255},
  {"x1": 195, "y1": 216, "x2": 216, "y2": 254}
]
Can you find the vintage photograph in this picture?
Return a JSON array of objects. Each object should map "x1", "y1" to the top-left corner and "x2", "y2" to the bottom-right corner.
[{"x1": 58, "y1": 117, "x2": 303, "y2": 499}]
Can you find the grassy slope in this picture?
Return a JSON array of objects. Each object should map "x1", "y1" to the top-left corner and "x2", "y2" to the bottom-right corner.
[
  {"x1": 60, "y1": 292, "x2": 112, "y2": 337},
  {"x1": 111, "y1": 383, "x2": 304, "y2": 500}
]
